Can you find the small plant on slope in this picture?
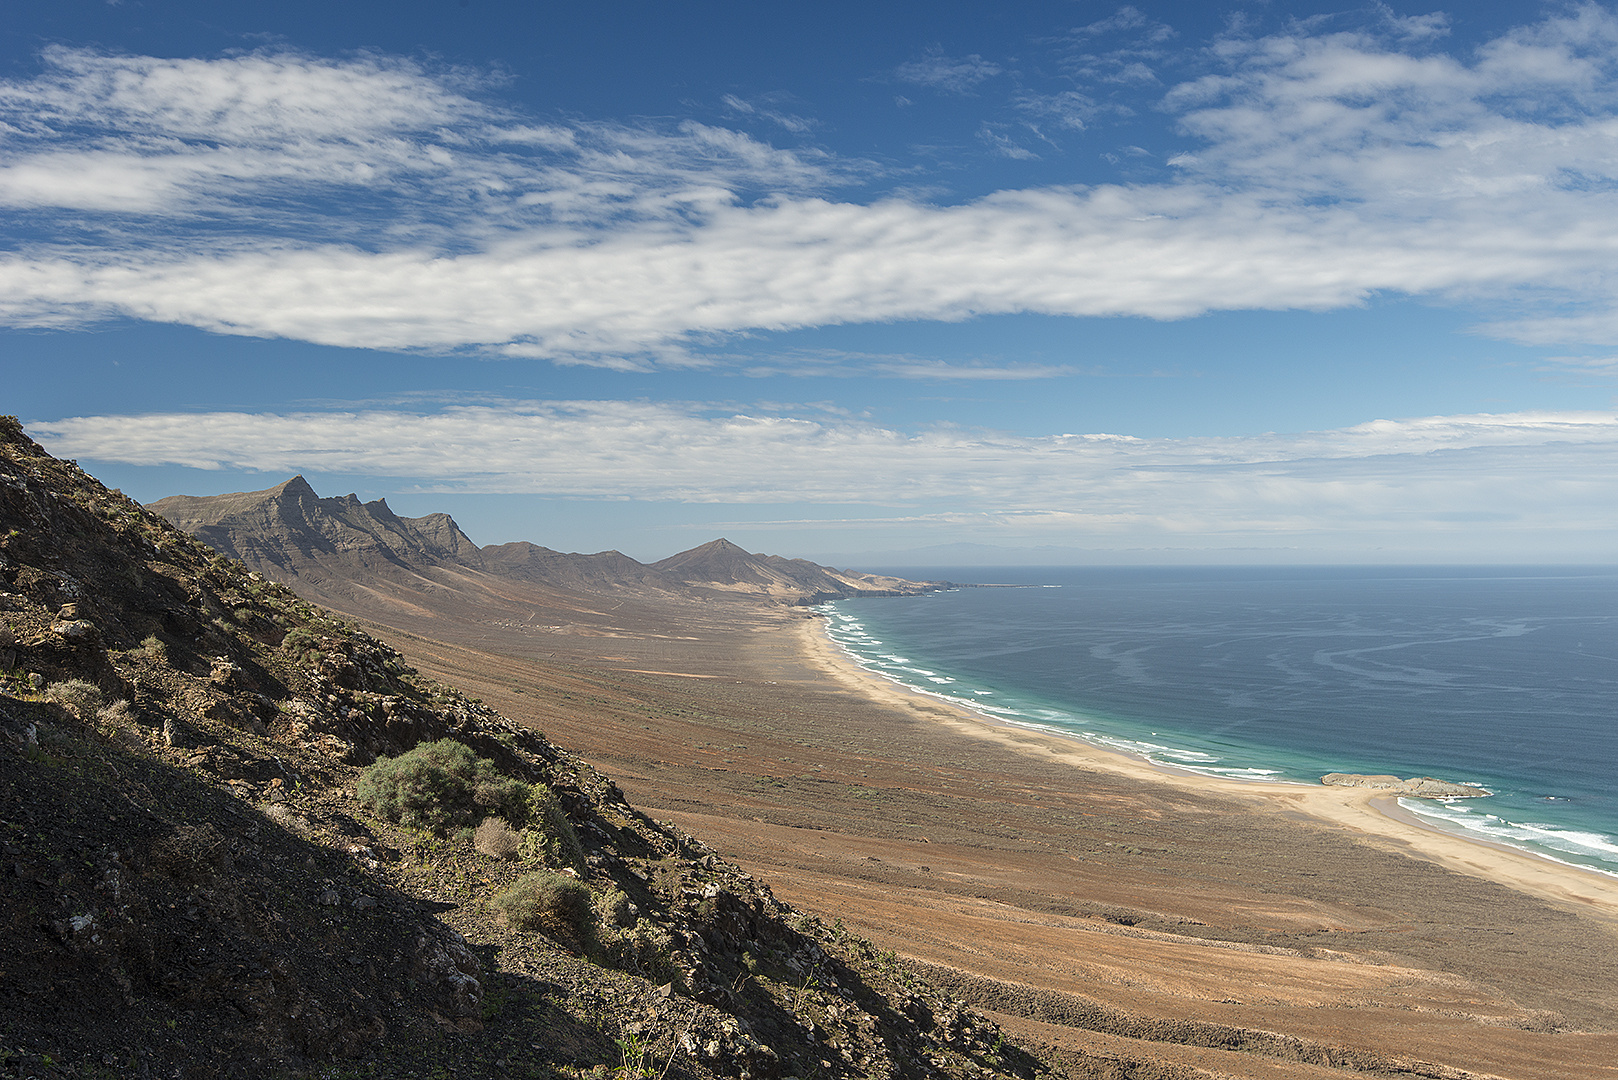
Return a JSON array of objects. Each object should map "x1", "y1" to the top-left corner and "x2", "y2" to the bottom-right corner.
[
  {"x1": 492, "y1": 870, "x2": 596, "y2": 954},
  {"x1": 356, "y1": 738, "x2": 530, "y2": 834}
]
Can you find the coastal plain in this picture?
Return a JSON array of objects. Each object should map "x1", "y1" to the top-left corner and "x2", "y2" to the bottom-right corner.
[
  {"x1": 141, "y1": 475, "x2": 1618, "y2": 1077},
  {"x1": 352, "y1": 592, "x2": 1618, "y2": 1080}
]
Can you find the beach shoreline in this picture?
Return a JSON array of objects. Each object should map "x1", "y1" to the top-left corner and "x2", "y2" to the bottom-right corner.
[
  {"x1": 370, "y1": 595, "x2": 1618, "y2": 1075},
  {"x1": 794, "y1": 610, "x2": 1618, "y2": 926}
]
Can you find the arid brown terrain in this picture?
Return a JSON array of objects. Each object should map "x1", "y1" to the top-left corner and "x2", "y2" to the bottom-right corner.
[
  {"x1": 0, "y1": 424, "x2": 1040, "y2": 1080},
  {"x1": 145, "y1": 473, "x2": 1618, "y2": 1079}
]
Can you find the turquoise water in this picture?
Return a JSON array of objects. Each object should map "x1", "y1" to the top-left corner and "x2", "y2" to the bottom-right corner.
[{"x1": 821, "y1": 566, "x2": 1618, "y2": 878}]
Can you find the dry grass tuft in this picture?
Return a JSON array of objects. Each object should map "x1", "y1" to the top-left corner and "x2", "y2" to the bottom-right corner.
[{"x1": 474, "y1": 816, "x2": 521, "y2": 859}]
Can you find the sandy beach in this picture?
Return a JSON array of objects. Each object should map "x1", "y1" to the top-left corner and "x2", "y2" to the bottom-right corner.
[
  {"x1": 795, "y1": 613, "x2": 1618, "y2": 928},
  {"x1": 360, "y1": 597, "x2": 1618, "y2": 1079}
]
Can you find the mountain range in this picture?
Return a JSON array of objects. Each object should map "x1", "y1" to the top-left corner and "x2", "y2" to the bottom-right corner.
[{"x1": 146, "y1": 477, "x2": 943, "y2": 643}]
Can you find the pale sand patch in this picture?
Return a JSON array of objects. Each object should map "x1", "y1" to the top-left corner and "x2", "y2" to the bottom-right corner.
[
  {"x1": 619, "y1": 669, "x2": 728, "y2": 679},
  {"x1": 795, "y1": 615, "x2": 1618, "y2": 926}
]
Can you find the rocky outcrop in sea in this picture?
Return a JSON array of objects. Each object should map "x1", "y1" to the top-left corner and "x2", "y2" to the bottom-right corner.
[{"x1": 1321, "y1": 773, "x2": 1490, "y2": 798}]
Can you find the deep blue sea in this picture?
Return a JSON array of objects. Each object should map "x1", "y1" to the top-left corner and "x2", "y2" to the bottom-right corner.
[{"x1": 820, "y1": 566, "x2": 1618, "y2": 879}]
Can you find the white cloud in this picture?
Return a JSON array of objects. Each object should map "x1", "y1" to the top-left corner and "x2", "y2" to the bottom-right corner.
[
  {"x1": 1169, "y1": 5, "x2": 1618, "y2": 205},
  {"x1": 1069, "y1": 6, "x2": 1168, "y2": 42},
  {"x1": 976, "y1": 123, "x2": 1041, "y2": 160},
  {"x1": 0, "y1": 46, "x2": 851, "y2": 247},
  {"x1": 893, "y1": 48, "x2": 1003, "y2": 95},
  {"x1": 720, "y1": 93, "x2": 816, "y2": 134},
  {"x1": 725, "y1": 348, "x2": 1074, "y2": 380},
  {"x1": 1538, "y1": 353, "x2": 1618, "y2": 375},
  {"x1": 0, "y1": 47, "x2": 489, "y2": 217},
  {"x1": 30, "y1": 406, "x2": 1618, "y2": 550},
  {"x1": 1056, "y1": 5, "x2": 1175, "y2": 86},
  {"x1": 1013, "y1": 89, "x2": 1099, "y2": 131},
  {"x1": 0, "y1": 176, "x2": 1599, "y2": 360},
  {"x1": 9, "y1": 12, "x2": 1618, "y2": 361}
]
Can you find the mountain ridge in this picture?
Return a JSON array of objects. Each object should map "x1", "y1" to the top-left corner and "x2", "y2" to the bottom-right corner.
[{"x1": 147, "y1": 478, "x2": 945, "y2": 613}]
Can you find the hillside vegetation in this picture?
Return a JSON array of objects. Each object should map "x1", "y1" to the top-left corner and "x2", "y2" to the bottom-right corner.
[{"x1": 0, "y1": 418, "x2": 1036, "y2": 1080}]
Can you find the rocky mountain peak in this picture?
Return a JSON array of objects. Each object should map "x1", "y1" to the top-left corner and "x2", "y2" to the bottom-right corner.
[
  {"x1": 147, "y1": 477, "x2": 482, "y2": 581},
  {"x1": 652, "y1": 537, "x2": 783, "y2": 581},
  {"x1": 148, "y1": 481, "x2": 947, "y2": 614}
]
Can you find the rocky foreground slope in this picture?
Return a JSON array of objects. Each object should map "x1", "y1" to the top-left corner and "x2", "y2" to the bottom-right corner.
[{"x1": 0, "y1": 419, "x2": 1036, "y2": 1080}]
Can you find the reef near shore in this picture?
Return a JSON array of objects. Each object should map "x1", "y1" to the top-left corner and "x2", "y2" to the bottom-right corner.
[{"x1": 1321, "y1": 773, "x2": 1490, "y2": 798}]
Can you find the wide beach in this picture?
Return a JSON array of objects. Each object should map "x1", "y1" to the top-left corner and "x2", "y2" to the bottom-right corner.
[
  {"x1": 371, "y1": 598, "x2": 1618, "y2": 1079},
  {"x1": 797, "y1": 612, "x2": 1618, "y2": 929}
]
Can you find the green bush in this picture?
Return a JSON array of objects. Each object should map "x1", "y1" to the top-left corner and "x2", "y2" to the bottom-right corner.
[
  {"x1": 492, "y1": 871, "x2": 595, "y2": 951},
  {"x1": 128, "y1": 634, "x2": 167, "y2": 663},
  {"x1": 279, "y1": 627, "x2": 320, "y2": 663},
  {"x1": 603, "y1": 919, "x2": 677, "y2": 983},
  {"x1": 356, "y1": 739, "x2": 530, "y2": 834},
  {"x1": 520, "y1": 783, "x2": 585, "y2": 869}
]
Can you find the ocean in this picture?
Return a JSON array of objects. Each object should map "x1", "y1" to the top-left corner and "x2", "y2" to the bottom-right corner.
[{"x1": 820, "y1": 566, "x2": 1618, "y2": 879}]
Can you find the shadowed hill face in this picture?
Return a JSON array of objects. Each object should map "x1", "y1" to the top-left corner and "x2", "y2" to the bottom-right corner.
[{"x1": 147, "y1": 476, "x2": 481, "y2": 576}]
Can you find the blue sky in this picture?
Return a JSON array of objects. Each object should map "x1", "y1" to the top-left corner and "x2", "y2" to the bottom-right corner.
[{"x1": 6, "y1": 1, "x2": 1618, "y2": 564}]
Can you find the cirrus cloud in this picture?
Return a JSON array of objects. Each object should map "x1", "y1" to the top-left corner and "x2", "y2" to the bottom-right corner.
[
  {"x1": 28, "y1": 405, "x2": 1618, "y2": 551},
  {"x1": 7, "y1": 10, "x2": 1618, "y2": 363}
]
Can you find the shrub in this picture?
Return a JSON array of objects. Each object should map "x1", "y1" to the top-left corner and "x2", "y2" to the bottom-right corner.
[
  {"x1": 151, "y1": 823, "x2": 231, "y2": 884},
  {"x1": 45, "y1": 679, "x2": 106, "y2": 718},
  {"x1": 611, "y1": 920, "x2": 677, "y2": 983},
  {"x1": 280, "y1": 626, "x2": 320, "y2": 663},
  {"x1": 492, "y1": 871, "x2": 595, "y2": 951},
  {"x1": 96, "y1": 699, "x2": 135, "y2": 728},
  {"x1": 131, "y1": 634, "x2": 167, "y2": 663},
  {"x1": 474, "y1": 816, "x2": 521, "y2": 860},
  {"x1": 594, "y1": 885, "x2": 634, "y2": 928},
  {"x1": 356, "y1": 739, "x2": 530, "y2": 834},
  {"x1": 520, "y1": 783, "x2": 585, "y2": 869}
]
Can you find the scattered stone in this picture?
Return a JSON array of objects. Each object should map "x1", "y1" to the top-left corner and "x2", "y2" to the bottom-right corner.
[
  {"x1": 412, "y1": 927, "x2": 483, "y2": 1018},
  {"x1": 50, "y1": 619, "x2": 97, "y2": 643},
  {"x1": 162, "y1": 716, "x2": 191, "y2": 748},
  {"x1": 209, "y1": 656, "x2": 243, "y2": 687}
]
